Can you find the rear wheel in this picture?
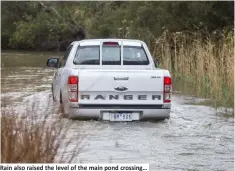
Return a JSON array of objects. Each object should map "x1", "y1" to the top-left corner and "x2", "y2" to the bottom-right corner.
[
  {"x1": 52, "y1": 84, "x2": 56, "y2": 102},
  {"x1": 59, "y1": 92, "x2": 68, "y2": 118}
]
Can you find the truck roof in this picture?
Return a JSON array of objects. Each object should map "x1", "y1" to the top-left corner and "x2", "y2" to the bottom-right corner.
[{"x1": 72, "y1": 39, "x2": 144, "y2": 47}]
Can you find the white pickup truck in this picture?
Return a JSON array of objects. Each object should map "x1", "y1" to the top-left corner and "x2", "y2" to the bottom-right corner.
[{"x1": 47, "y1": 39, "x2": 172, "y2": 121}]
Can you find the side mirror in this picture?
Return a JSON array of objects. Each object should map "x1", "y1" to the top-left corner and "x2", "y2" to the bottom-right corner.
[{"x1": 47, "y1": 58, "x2": 59, "y2": 68}]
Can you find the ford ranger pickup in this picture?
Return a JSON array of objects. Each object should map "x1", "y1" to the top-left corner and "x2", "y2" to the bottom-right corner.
[{"x1": 46, "y1": 39, "x2": 172, "y2": 121}]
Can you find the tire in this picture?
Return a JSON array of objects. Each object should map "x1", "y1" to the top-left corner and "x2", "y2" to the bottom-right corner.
[
  {"x1": 59, "y1": 92, "x2": 65, "y2": 115},
  {"x1": 59, "y1": 103, "x2": 65, "y2": 113},
  {"x1": 52, "y1": 84, "x2": 56, "y2": 102},
  {"x1": 59, "y1": 90, "x2": 62, "y2": 103},
  {"x1": 59, "y1": 91, "x2": 70, "y2": 118}
]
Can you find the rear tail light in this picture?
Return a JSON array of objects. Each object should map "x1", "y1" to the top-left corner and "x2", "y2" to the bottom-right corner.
[
  {"x1": 68, "y1": 76, "x2": 78, "y2": 102},
  {"x1": 164, "y1": 76, "x2": 172, "y2": 103}
]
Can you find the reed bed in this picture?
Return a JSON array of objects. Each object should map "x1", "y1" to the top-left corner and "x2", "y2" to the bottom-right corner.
[{"x1": 154, "y1": 30, "x2": 234, "y2": 109}]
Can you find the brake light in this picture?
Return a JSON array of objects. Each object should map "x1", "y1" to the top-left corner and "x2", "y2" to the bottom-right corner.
[
  {"x1": 103, "y1": 42, "x2": 119, "y2": 46},
  {"x1": 68, "y1": 76, "x2": 78, "y2": 84},
  {"x1": 164, "y1": 76, "x2": 172, "y2": 103},
  {"x1": 68, "y1": 76, "x2": 78, "y2": 102}
]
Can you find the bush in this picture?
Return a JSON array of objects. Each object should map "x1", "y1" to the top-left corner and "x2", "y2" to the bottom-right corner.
[{"x1": 1, "y1": 102, "x2": 81, "y2": 163}]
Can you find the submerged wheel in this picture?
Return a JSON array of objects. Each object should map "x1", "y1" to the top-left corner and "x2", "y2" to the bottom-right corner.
[
  {"x1": 60, "y1": 91, "x2": 62, "y2": 103},
  {"x1": 51, "y1": 84, "x2": 56, "y2": 102},
  {"x1": 59, "y1": 91, "x2": 69, "y2": 118},
  {"x1": 59, "y1": 91, "x2": 64, "y2": 113}
]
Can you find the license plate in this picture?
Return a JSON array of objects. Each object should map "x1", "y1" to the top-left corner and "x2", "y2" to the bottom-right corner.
[{"x1": 110, "y1": 113, "x2": 132, "y2": 121}]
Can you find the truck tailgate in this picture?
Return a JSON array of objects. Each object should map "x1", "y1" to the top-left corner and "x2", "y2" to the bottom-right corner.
[{"x1": 77, "y1": 70, "x2": 164, "y2": 105}]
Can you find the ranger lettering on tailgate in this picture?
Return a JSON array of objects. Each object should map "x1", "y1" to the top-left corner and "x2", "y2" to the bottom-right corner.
[{"x1": 80, "y1": 94, "x2": 161, "y2": 100}]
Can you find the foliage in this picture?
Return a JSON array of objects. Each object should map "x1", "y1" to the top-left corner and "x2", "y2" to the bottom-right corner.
[
  {"x1": 155, "y1": 30, "x2": 234, "y2": 109},
  {"x1": 1, "y1": 1, "x2": 234, "y2": 50},
  {"x1": 1, "y1": 102, "x2": 81, "y2": 163}
]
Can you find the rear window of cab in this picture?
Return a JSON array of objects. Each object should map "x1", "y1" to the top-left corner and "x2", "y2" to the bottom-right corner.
[{"x1": 73, "y1": 44, "x2": 149, "y2": 65}]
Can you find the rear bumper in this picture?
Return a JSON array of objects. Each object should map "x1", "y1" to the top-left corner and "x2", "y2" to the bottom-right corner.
[{"x1": 65, "y1": 103, "x2": 171, "y2": 120}]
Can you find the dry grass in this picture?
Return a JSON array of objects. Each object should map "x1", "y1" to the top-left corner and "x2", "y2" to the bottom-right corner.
[
  {"x1": 1, "y1": 101, "x2": 82, "y2": 163},
  {"x1": 154, "y1": 30, "x2": 234, "y2": 109}
]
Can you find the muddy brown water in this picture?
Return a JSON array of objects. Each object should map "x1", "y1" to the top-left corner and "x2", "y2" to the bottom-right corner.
[{"x1": 1, "y1": 51, "x2": 234, "y2": 171}]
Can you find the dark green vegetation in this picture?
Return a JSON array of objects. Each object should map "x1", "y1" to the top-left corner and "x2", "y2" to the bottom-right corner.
[{"x1": 2, "y1": 1, "x2": 234, "y2": 50}]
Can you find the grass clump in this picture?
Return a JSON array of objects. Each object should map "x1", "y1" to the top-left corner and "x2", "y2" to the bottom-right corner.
[
  {"x1": 1, "y1": 103, "x2": 80, "y2": 163},
  {"x1": 155, "y1": 30, "x2": 234, "y2": 110}
]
